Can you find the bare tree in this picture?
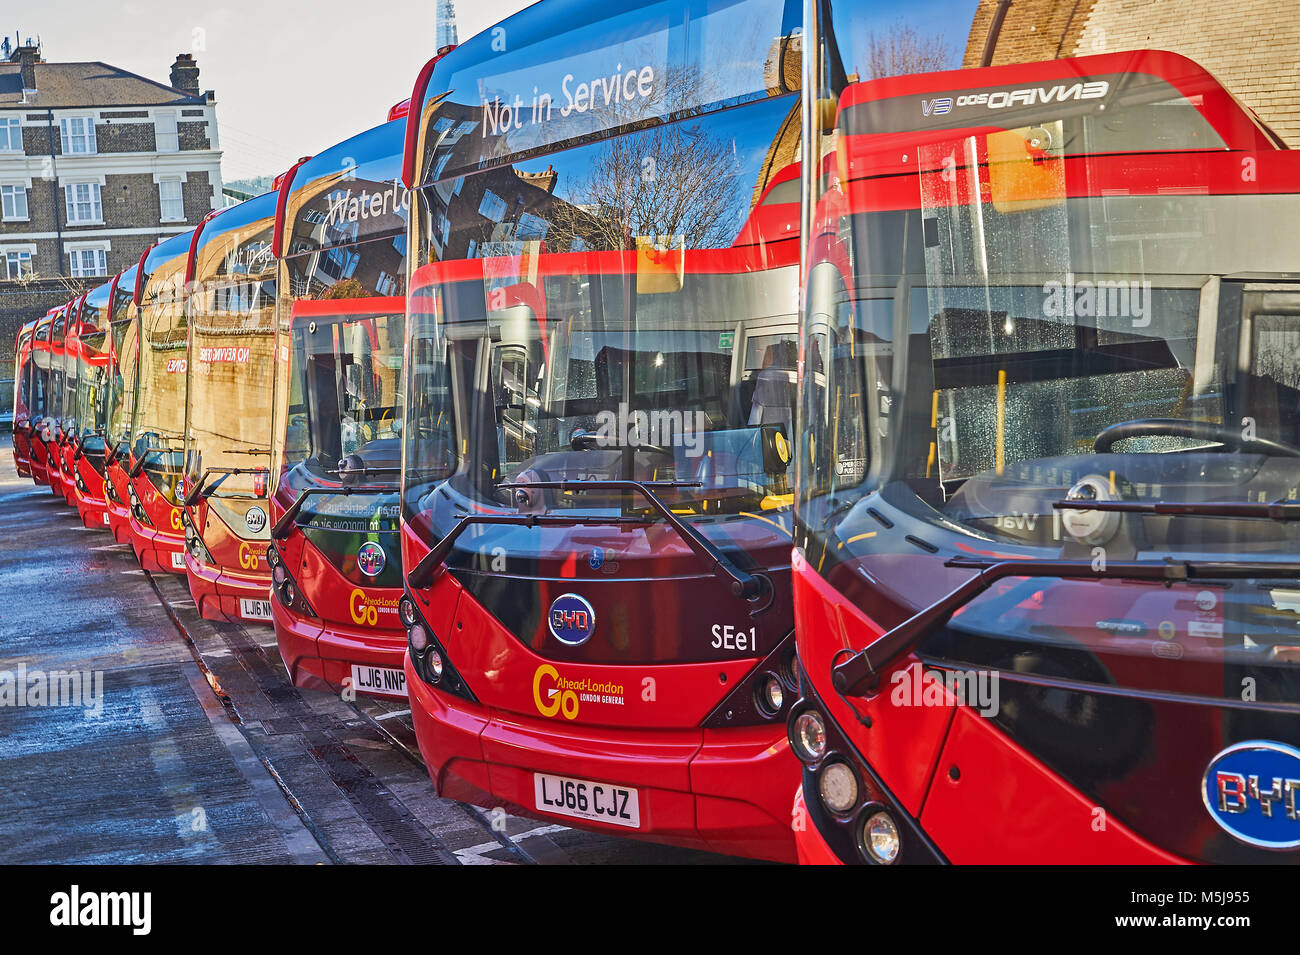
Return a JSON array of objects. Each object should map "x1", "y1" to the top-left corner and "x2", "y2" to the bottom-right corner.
[{"x1": 863, "y1": 21, "x2": 954, "y2": 80}]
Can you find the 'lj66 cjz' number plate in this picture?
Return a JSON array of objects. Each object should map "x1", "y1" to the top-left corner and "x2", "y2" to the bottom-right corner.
[{"x1": 534, "y1": 772, "x2": 640, "y2": 828}]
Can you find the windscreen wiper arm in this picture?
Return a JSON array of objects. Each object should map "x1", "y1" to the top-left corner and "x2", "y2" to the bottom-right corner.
[
  {"x1": 831, "y1": 555, "x2": 1300, "y2": 697},
  {"x1": 270, "y1": 483, "x2": 400, "y2": 539},
  {"x1": 1054, "y1": 498, "x2": 1300, "y2": 522},
  {"x1": 128, "y1": 447, "x2": 167, "y2": 479},
  {"x1": 408, "y1": 480, "x2": 769, "y2": 599},
  {"x1": 183, "y1": 466, "x2": 271, "y2": 507}
]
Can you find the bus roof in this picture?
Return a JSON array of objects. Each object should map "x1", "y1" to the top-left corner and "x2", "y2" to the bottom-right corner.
[
  {"x1": 839, "y1": 49, "x2": 1279, "y2": 154},
  {"x1": 190, "y1": 189, "x2": 278, "y2": 283},
  {"x1": 279, "y1": 119, "x2": 408, "y2": 259},
  {"x1": 406, "y1": 0, "x2": 801, "y2": 188},
  {"x1": 137, "y1": 228, "x2": 197, "y2": 305}
]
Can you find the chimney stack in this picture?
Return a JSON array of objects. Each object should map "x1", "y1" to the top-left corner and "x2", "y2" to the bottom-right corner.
[
  {"x1": 169, "y1": 53, "x2": 200, "y2": 94},
  {"x1": 9, "y1": 39, "x2": 40, "y2": 91}
]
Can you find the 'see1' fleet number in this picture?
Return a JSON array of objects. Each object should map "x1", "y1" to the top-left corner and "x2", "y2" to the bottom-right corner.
[{"x1": 712, "y1": 624, "x2": 756, "y2": 651}]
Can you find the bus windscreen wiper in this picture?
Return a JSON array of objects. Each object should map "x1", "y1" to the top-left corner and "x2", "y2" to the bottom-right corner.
[
  {"x1": 408, "y1": 479, "x2": 769, "y2": 600},
  {"x1": 128, "y1": 447, "x2": 168, "y2": 479},
  {"x1": 831, "y1": 555, "x2": 1300, "y2": 696},
  {"x1": 183, "y1": 466, "x2": 271, "y2": 507},
  {"x1": 1054, "y1": 498, "x2": 1300, "y2": 522}
]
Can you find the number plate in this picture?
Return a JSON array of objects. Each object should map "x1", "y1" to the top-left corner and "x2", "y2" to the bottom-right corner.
[
  {"x1": 350, "y1": 664, "x2": 408, "y2": 698},
  {"x1": 533, "y1": 772, "x2": 640, "y2": 829},
  {"x1": 102, "y1": 513, "x2": 110, "y2": 525},
  {"x1": 170, "y1": 551, "x2": 185, "y2": 569},
  {"x1": 240, "y1": 598, "x2": 273, "y2": 622}
]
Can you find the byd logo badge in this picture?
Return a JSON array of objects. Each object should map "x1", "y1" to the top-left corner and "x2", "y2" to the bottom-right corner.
[
  {"x1": 245, "y1": 506, "x2": 267, "y2": 534},
  {"x1": 357, "y1": 542, "x2": 386, "y2": 577},
  {"x1": 548, "y1": 593, "x2": 595, "y2": 646},
  {"x1": 1202, "y1": 740, "x2": 1300, "y2": 848}
]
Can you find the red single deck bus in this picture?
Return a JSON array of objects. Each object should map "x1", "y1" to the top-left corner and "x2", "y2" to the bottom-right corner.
[
  {"x1": 12, "y1": 320, "x2": 36, "y2": 477},
  {"x1": 181, "y1": 191, "x2": 279, "y2": 622},
  {"x1": 128, "y1": 229, "x2": 199, "y2": 573},
  {"x1": 399, "y1": 0, "x2": 806, "y2": 861},
  {"x1": 269, "y1": 118, "x2": 413, "y2": 696},
  {"x1": 791, "y1": 25, "x2": 1300, "y2": 863},
  {"x1": 43, "y1": 302, "x2": 71, "y2": 500},
  {"x1": 68, "y1": 277, "x2": 117, "y2": 529},
  {"x1": 27, "y1": 312, "x2": 55, "y2": 486},
  {"x1": 57, "y1": 294, "x2": 90, "y2": 507},
  {"x1": 104, "y1": 258, "x2": 146, "y2": 544}
]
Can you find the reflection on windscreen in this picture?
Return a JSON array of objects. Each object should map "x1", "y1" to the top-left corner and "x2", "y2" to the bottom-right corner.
[
  {"x1": 407, "y1": 262, "x2": 799, "y2": 515},
  {"x1": 283, "y1": 312, "x2": 405, "y2": 488}
]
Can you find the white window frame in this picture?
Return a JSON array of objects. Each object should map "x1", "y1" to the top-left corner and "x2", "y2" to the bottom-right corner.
[
  {"x1": 59, "y1": 115, "x2": 98, "y2": 155},
  {"x1": 67, "y1": 242, "x2": 110, "y2": 279},
  {"x1": 155, "y1": 111, "x2": 179, "y2": 153},
  {"x1": 1, "y1": 244, "x2": 35, "y2": 280},
  {"x1": 158, "y1": 177, "x2": 184, "y2": 222},
  {"x1": 64, "y1": 182, "x2": 104, "y2": 225},
  {"x1": 0, "y1": 117, "x2": 21, "y2": 152},
  {"x1": 1, "y1": 184, "x2": 28, "y2": 221}
]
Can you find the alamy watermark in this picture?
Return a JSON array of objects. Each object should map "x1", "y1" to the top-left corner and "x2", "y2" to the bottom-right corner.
[
  {"x1": 0, "y1": 664, "x2": 104, "y2": 718},
  {"x1": 1043, "y1": 272, "x2": 1153, "y2": 327},
  {"x1": 591, "y1": 401, "x2": 706, "y2": 458},
  {"x1": 890, "y1": 663, "x2": 1000, "y2": 717}
]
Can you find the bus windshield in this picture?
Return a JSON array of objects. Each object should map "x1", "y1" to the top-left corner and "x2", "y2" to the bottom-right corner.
[
  {"x1": 404, "y1": 249, "x2": 799, "y2": 530},
  {"x1": 797, "y1": 50, "x2": 1300, "y2": 698},
  {"x1": 184, "y1": 195, "x2": 277, "y2": 498},
  {"x1": 133, "y1": 234, "x2": 192, "y2": 501},
  {"x1": 106, "y1": 265, "x2": 140, "y2": 453},
  {"x1": 75, "y1": 284, "x2": 112, "y2": 448},
  {"x1": 279, "y1": 300, "x2": 406, "y2": 492}
]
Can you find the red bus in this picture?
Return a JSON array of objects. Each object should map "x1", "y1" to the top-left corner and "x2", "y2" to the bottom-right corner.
[
  {"x1": 127, "y1": 229, "x2": 199, "y2": 574},
  {"x1": 103, "y1": 259, "x2": 145, "y2": 544},
  {"x1": 181, "y1": 191, "x2": 279, "y2": 622},
  {"x1": 269, "y1": 119, "x2": 412, "y2": 696},
  {"x1": 68, "y1": 277, "x2": 117, "y2": 529},
  {"x1": 44, "y1": 301, "x2": 73, "y2": 501},
  {"x1": 11, "y1": 319, "x2": 36, "y2": 478},
  {"x1": 791, "y1": 36, "x2": 1300, "y2": 862},
  {"x1": 26, "y1": 312, "x2": 55, "y2": 486},
  {"x1": 399, "y1": 0, "x2": 805, "y2": 860},
  {"x1": 56, "y1": 293, "x2": 91, "y2": 507}
]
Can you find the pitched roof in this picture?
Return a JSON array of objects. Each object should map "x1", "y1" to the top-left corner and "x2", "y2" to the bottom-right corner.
[{"x1": 0, "y1": 61, "x2": 206, "y2": 110}]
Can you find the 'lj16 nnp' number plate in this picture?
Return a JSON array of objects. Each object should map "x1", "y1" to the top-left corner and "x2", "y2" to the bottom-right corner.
[{"x1": 240, "y1": 598, "x2": 273, "y2": 622}]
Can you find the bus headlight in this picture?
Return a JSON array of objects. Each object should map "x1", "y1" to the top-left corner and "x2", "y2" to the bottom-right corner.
[
  {"x1": 756, "y1": 672, "x2": 784, "y2": 715},
  {"x1": 399, "y1": 596, "x2": 418, "y2": 628},
  {"x1": 861, "y1": 810, "x2": 901, "y2": 865},
  {"x1": 409, "y1": 624, "x2": 429, "y2": 653},
  {"x1": 790, "y1": 710, "x2": 827, "y2": 762},
  {"x1": 817, "y1": 761, "x2": 859, "y2": 814}
]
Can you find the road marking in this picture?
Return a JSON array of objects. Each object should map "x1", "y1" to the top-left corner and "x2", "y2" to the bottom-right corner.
[
  {"x1": 372, "y1": 708, "x2": 411, "y2": 721},
  {"x1": 453, "y1": 824, "x2": 570, "y2": 865}
]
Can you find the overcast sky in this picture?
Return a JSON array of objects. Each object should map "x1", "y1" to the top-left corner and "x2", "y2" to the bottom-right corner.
[{"x1": 15, "y1": 1, "x2": 537, "y2": 184}]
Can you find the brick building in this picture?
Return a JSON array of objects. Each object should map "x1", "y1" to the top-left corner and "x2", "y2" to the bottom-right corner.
[
  {"x1": 0, "y1": 38, "x2": 223, "y2": 362},
  {"x1": 962, "y1": 0, "x2": 1300, "y2": 147}
]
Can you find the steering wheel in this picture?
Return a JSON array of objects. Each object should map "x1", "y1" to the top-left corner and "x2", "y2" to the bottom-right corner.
[
  {"x1": 569, "y1": 428, "x2": 670, "y2": 456},
  {"x1": 1094, "y1": 418, "x2": 1300, "y2": 458}
]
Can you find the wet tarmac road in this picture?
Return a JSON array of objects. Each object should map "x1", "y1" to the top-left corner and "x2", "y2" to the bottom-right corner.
[{"x1": 0, "y1": 458, "x2": 745, "y2": 864}]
